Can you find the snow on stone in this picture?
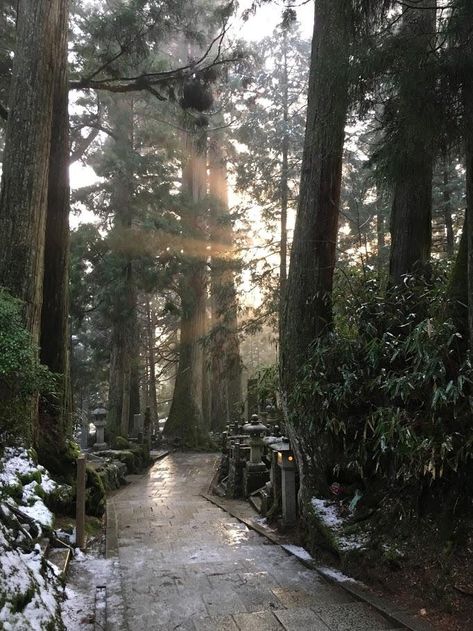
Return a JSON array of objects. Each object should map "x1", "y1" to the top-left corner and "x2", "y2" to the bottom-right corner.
[
  {"x1": 0, "y1": 523, "x2": 63, "y2": 630},
  {"x1": 317, "y1": 566, "x2": 357, "y2": 583},
  {"x1": 22, "y1": 500, "x2": 54, "y2": 529},
  {"x1": 311, "y1": 497, "x2": 367, "y2": 551},
  {"x1": 282, "y1": 544, "x2": 314, "y2": 561},
  {"x1": 1, "y1": 446, "x2": 66, "y2": 629}
]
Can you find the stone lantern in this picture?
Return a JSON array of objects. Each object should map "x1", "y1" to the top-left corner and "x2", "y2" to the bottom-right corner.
[
  {"x1": 242, "y1": 414, "x2": 267, "y2": 464},
  {"x1": 242, "y1": 414, "x2": 269, "y2": 495},
  {"x1": 92, "y1": 405, "x2": 107, "y2": 451},
  {"x1": 276, "y1": 439, "x2": 297, "y2": 526}
]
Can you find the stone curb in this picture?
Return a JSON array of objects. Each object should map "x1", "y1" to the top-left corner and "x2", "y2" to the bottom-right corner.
[{"x1": 201, "y1": 492, "x2": 434, "y2": 631}]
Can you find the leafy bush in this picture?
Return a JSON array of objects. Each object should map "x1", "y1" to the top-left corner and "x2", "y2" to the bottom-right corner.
[
  {"x1": 0, "y1": 290, "x2": 55, "y2": 442},
  {"x1": 291, "y1": 269, "x2": 473, "y2": 495}
]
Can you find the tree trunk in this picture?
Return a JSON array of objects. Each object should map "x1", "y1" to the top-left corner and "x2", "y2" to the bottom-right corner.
[
  {"x1": 376, "y1": 205, "x2": 386, "y2": 272},
  {"x1": 446, "y1": 212, "x2": 468, "y2": 340},
  {"x1": 463, "y1": 65, "x2": 473, "y2": 350},
  {"x1": 280, "y1": 1, "x2": 352, "y2": 500},
  {"x1": 37, "y1": 0, "x2": 71, "y2": 471},
  {"x1": 106, "y1": 96, "x2": 139, "y2": 441},
  {"x1": 0, "y1": 0, "x2": 60, "y2": 341},
  {"x1": 208, "y1": 129, "x2": 242, "y2": 431},
  {"x1": 164, "y1": 126, "x2": 208, "y2": 445},
  {"x1": 442, "y1": 152, "x2": 455, "y2": 258},
  {"x1": 281, "y1": 0, "x2": 352, "y2": 383},
  {"x1": 388, "y1": 1, "x2": 436, "y2": 284},
  {"x1": 280, "y1": 25, "x2": 289, "y2": 324},
  {"x1": 146, "y1": 298, "x2": 159, "y2": 426}
]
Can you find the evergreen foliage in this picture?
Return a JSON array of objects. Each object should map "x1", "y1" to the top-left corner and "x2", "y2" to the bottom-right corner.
[{"x1": 0, "y1": 291, "x2": 55, "y2": 442}]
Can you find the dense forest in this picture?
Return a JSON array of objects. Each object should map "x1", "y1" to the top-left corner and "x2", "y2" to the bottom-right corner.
[{"x1": 1, "y1": 0, "x2": 473, "y2": 628}]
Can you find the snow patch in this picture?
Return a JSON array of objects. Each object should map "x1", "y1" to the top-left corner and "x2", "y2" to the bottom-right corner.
[
  {"x1": 317, "y1": 566, "x2": 356, "y2": 583},
  {"x1": 0, "y1": 446, "x2": 68, "y2": 629},
  {"x1": 311, "y1": 496, "x2": 368, "y2": 551},
  {"x1": 282, "y1": 544, "x2": 314, "y2": 561}
]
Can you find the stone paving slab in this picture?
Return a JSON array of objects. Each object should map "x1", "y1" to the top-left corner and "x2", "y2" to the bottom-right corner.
[{"x1": 107, "y1": 453, "x2": 402, "y2": 631}]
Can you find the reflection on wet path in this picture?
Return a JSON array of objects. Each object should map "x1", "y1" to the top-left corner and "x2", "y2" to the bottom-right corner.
[{"x1": 109, "y1": 453, "x2": 399, "y2": 630}]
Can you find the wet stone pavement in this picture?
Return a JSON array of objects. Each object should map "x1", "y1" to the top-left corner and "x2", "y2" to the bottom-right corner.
[{"x1": 107, "y1": 453, "x2": 403, "y2": 631}]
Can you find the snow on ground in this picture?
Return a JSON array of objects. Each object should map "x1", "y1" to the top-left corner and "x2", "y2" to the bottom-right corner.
[
  {"x1": 311, "y1": 497, "x2": 368, "y2": 551},
  {"x1": 62, "y1": 551, "x2": 127, "y2": 631},
  {"x1": 311, "y1": 498, "x2": 344, "y2": 528},
  {"x1": 0, "y1": 447, "x2": 69, "y2": 629}
]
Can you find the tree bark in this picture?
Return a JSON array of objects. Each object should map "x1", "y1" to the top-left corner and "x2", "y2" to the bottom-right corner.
[
  {"x1": 37, "y1": 0, "x2": 71, "y2": 470},
  {"x1": 388, "y1": 1, "x2": 437, "y2": 284},
  {"x1": 280, "y1": 2, "x2": 352, "y2": 500},
  {"x1": 281, "y1": 1, "x2": 352, "y2": 383},
  {"x1": 208, "y1": 130, "x2": 242, "y2": 431},
  {"x1": 164, "y1": 126, "x2": 208, "y2": 445},
  {"x1": 106, "y1": 95, "x2": 139, "y2": 440},
  {"x1": 280, "y1": 25, "x2": 289, "y2": 323},
  {"x1": 146, "y1": 298, "x2": 159, "y2": 427},
  {"x1": 0, "y1": 0, "x2": 60, "y2": 341},
  {"x1": 442, "y1": 152, "x2": 455, "y2": 258},
  {"x1": 446, "y1": 212, "x2": 468, "y2": 340},
  {"x1": 463, "y1": 67, "x2": 473, "y2": 350}
]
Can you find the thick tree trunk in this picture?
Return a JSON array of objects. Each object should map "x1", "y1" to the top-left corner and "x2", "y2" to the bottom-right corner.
[
  {"x1": 37, "y1": 0, "x2": 71, "y2": 470},
  {"x1": 164, "y1": 127, "x2": 208, "y2": 445},
  {"x1": 281, "y1": 1, "x2": 352, "y2": 383},
  {"x1": 208, "y1": 130, "x2": 242, "y2": 431},
  {"x1": 280, "y1": 2, "x2": 352, "y2": 500},
  {"x1": 0, "y1": 0, "x2": 60, "y2": 341},
  {"x1": 463, "y1": 70, "x2": 473, "y2": 350},
  {"x1": 106, "y1": 96, "x2": 139, "y2": 441},
  {"x1": 388, "y1": 1, "x2": 436, "y2": 284},
  {"x1": 146, "y1": 298, "x2": 159, "y2": 426},
  {"x1": 280, "y1": 26, "x2": 289, "y2": 322}
]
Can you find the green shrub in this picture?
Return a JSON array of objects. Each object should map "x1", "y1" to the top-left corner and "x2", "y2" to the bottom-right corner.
[
  {"x1": 291, "y1": 269, "x2": 473, "y2": 497},
  {"x1": 0, "y1": 290, "x2": 56, "y2": 442}
]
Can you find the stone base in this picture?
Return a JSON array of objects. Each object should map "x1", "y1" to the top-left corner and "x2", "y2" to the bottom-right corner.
[
  {"x1": 93, "y1": 442, "x2": 108, "y2": 451},
  {"x1": 227, "y1": 459, "x2": 246, "y2": 498},
  {"x1": 243, "y1": 462, "x2": 269, "y2": 497}
]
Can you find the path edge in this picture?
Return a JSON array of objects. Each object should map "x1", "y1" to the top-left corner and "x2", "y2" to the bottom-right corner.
[{"x1": 201, "y1": 491, "x2": 434, "y2": 631}]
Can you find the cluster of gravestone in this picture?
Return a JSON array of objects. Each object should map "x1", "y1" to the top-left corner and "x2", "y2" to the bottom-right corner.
[{"x1": 215, "y1": 406, "x2": 297, "y2": 528}]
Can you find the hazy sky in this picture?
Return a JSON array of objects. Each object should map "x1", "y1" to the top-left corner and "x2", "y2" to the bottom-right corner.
[{"x1": 235, "y1": 1, "x2": 314, "y2": 41}]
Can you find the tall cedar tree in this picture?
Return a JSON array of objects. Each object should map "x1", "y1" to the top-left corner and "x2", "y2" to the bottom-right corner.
[
  {"x1": 281, "y1": 1, "x2": 352, "y2": 380},
  {"x1": 388, "y1": 0, "x2": 437, "y2": 284},
  {"x1": 106, "y1": 95, "x2": 140, "y2": 440},
  {"x1": 208, "y1": 128, "x2": 242, "y2": 431},
  {"x1": 0, "y1": 0, "x2": 68, "y2": 447},
  {"x1": 164, "y1": 124, "x2": 208, "y2": 445},
  {"x1": 38, "y1": 0, "x2": 72, "y2": 471}
]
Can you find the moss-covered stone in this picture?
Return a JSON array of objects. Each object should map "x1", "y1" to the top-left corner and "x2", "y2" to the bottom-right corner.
[
  {"x1": 44, "y1": 483, "x2": 74, "y2": 516},
  {"x1": 85, "y1": 466, "x2": 106, "y2": 517},
  {"x1": 37, "y1": 438, "x2": 79, "y2": 484},
  {"x1": 114, "y1": 436, "x2": 131, "y2": 450}
]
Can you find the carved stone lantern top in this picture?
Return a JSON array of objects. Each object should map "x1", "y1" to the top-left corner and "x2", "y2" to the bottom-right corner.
[{"x1": 242, "y1": 415, "x2": 267, "y2": 437}]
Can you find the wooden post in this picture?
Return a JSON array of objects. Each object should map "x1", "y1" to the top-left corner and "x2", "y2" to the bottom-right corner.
[{"x1": 76, "y1": 454, "x2": 86, "y2": 549}]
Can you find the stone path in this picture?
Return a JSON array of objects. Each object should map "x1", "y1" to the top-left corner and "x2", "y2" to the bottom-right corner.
[{"x1": 108, "y1": 453, "x2": 404, "y2": 631}]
